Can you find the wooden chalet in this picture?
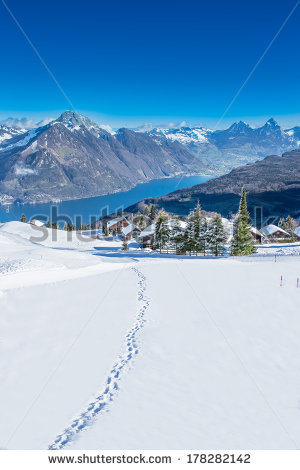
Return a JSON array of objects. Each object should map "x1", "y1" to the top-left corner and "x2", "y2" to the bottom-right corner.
[
  {"x1": 260, "y1": 224, "x2": 290, "y2": 242},
  {"x1": 107, "y1": 216, "x2": 130, "y2": 234}
]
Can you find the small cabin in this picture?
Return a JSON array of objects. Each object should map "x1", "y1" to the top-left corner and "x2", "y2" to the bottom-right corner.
[
  {"x1": 260, "y1": 224, "x2": 290, "y2": 242},
  {"x1": 107, "y1": 216, "x2": 130, "y2": 234},
  {"x1": 250, "y1": 227, "x2": 263, "y2": 244},
  {"x1": 139, "y1": 224, "x2": 156, "y2": 248},
  {"x1": 122, "y1": 224, "x2": 141, "y2": 240}
]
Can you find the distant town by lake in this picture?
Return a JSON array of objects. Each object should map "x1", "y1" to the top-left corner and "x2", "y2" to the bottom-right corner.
[{"x1": 0, "y1": 175, "x2": 212, "y2": 225}]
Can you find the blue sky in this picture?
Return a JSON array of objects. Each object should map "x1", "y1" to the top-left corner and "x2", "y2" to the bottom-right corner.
[{"x1": 0, "y1": 0, "x2": 299, "y2": 129}]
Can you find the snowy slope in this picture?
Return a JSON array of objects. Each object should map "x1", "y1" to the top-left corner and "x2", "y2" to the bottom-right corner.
[
  {"x1": 0, "y1": 125, "x2": 26, "y2": 145},
  {"x1": 68, "y1": 255, "x2": 300, "y2": 450},
  {"x1": 0, "y1": 222, "x2": 300, "y2": 449}
]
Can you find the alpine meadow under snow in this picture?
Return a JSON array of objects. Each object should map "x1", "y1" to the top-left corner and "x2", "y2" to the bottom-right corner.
[{"x1": 0, "y1": 222, "x2": 300, "y2": 449}]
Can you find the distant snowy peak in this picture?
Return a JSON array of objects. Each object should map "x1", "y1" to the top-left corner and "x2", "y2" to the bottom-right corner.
[
  {"x1": 256, "y1": 118, "x2": 282, "y2": 136},
  {"x1": 285, "y1": 126, "x2": 300, "y2": 143},
  {"x1": 147, "y1": 126, "x2": 212, "y2": 144},
  {"x1": 227, "y1": 121, "x2": 253, "y2": 135},
  {"x1": 0, "y1": 125, "x2": 26, "y2": 144},
  {"x1": 146, "y1": 118, "x2": 300, "y2": 150}
]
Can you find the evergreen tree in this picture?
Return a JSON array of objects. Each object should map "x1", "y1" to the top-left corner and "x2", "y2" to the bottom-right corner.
[
  {"x1": 183, "y1": 210, "x2": 196, "y2": 255},
  {"x1": 63, "y1": 221, "x2": 72, "y2": 232},
  {"x1": 279, "y1": 215, "x2": 297, "y2": 241},
  {"x1": 210, "y1": 214, "x2": 227, "y2": 256},
  {"x1": 193, "y1": 202, "x2": 202, "y2": 255},
  {"x1": 144, "y1": 205, "x2": 150, "y2": 217},
  {"x1": 46, "y1": 220, "x2": 51, "y2": 228},
  {"x1": 199, "y1": 216, "x2": 210, "y2": 256},
  {"x1": 20, "y1": 213, "x2": 27, "y2": 223},
  {"x1": 231, "y1": 187, "x2": 256, "y2": 255},
  {"x1": 52, "y1": 222, "x2": 57, "y2": 230},
  {"x1": 140, "y1": 218, "x2": 146, "y2": 230},
  {"x1": 155, "y1": 211, "x2": 170, "y2": 253},
  {"x1": 122, "y1": 239, "x2": 129, "y2": 251},
  {"x1": 134, "y1": 211, "x2": 145, "y2": 229},
  {"x1": 171, "y1": 216, "x2": 184, "y2": 253},
  {"x1": 150, "y1": 204, "x2": 158, "y2": 222}
]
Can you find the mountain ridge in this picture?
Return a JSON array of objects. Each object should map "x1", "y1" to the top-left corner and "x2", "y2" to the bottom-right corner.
[
  {"x1": 0, "y1": 111, "x2": 202, "y2": 204},
  {"x1": 126, "y1": 149, "x2": 300, "y2": 219},
  {"x1": 145, "y1": 118, "x2": 300, "y2": 174}
]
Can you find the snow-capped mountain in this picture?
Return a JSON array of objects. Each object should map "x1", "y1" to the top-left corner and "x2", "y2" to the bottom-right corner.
[
  {"x1": 146, "y1": 118, "x2": 300, "y2": 174},
  {"x1": 146, "y1": 125, "x2": 212, "y2": 144},
  {"x1": 0, "y1": 125, "x2": 26, "y2": 144},
  {"x1": 0, "y1": 111, "x2": 201, "y2": 204},
  {"x1": 285, "y1": 125, "x2": 300, "y2": 143}
]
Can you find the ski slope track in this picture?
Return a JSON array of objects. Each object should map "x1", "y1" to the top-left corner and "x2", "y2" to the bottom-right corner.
[{"x1": 48, "y1": 266, "x2": 149, "y2": 450}]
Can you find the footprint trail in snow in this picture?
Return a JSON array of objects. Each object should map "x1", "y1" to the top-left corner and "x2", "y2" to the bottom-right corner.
[{"x1": 48, "y1": 266, "x2": 149, "y2": 450}]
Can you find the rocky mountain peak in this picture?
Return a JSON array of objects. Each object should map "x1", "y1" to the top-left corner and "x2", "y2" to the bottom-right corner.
[
  {"x1": 55, "y1": 110, "x2": 99, "y2": 131},
  {"x1": 228, "y1": 121, "x2": 252, "y2": 134}
]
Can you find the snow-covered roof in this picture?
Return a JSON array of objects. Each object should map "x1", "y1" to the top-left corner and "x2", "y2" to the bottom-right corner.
[
  {"x1": 107, "y1": 216, "x2": 127, "y2": 229},
  {"x1": 260, "y1": 224, "x2": 289, "y2": 237},
  {"x1": 250, "y1": 226, "x2": 262, "y2": 236},
  {"x1": 168, "y1": 219, "x2": 186, "y2": 230},
  {"x1": 122, "y1": 224, "x2": 140, "y2": 236},
  {"x1": 30, "y1": 219, "x2": 44, "y2": 227},
  {"x1": 139, "y1": 224, "x2": 155, "y2": 237}
]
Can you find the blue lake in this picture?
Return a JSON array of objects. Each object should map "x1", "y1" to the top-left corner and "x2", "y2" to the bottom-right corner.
[{"x1": 0, "y1": 175, "x2": 211, "y2": 224}]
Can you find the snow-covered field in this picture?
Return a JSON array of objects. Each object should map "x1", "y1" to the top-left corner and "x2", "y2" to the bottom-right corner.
[{"x1": 0, "y1": 222, "x2": 300, "y2": 450}]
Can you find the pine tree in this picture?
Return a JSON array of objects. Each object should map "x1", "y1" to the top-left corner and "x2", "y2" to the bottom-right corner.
[
  {"x1": 279, "y1": 215, "x2": 297, "y2": 241},
  {"x1": 150, "y1": 204, "x2": 158, "y2": 222},
  {"x1": 193, "y1": 202, "x2": 202, "y2": 255},
  {"x1": 183, "y1": 210, "x2": 196, "y2": 255},
  {"x1": 63, "y1": 222, "x2": 72, "y2": 232},
  {"x1": 46, "y1": 220, "x2": 51, "y2": 228},
  {"x1": 122, "y1": 239, "x2": 129, "y2": 251},
  {"x1": 52, "y1": 222, "x2": 57, "y2": 230},
  {"x1": 140, "y1": 218, "x2": 145, "y2": 230},
  {"x1": 171, "y1": 216, "x2": 184, "y2": 253},
  {"x1": 210, "y1": 214, "x2": 227, "y2": 256},
  {"x1": 134, "y1": 211, "x2": 145, "y2": 229},
  {"x1": 199, "y1": 216, "x2": 210, "y2": 256},
  {"x1": 20, "y1": 213, "x2": 27, "y2": 223},
  {"x1": 155, "y1": 211, "x2": 170, "y2": 253},
  {"x1": 231, "y1": 187, "x2": 256, "y2": 255},
  {"x1": 144, "y1": 205, "x2": 150, "y2": 217}
]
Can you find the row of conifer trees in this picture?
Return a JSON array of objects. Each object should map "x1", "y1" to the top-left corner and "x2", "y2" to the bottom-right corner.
[
  {"x1": 19, "y1": 187, "x2": 257, "y2": 256},
  {"x1": 154, "y1": 187, "x2": 257, "y2": 256}
]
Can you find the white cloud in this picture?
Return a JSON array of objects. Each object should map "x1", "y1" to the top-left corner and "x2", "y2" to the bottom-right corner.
[
  {"x1": 98, "y1": 124, "x2": 114, "y2": 134},
  {"x1": 0, "y1": 117, "x2": 54, "y2": 130}
]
